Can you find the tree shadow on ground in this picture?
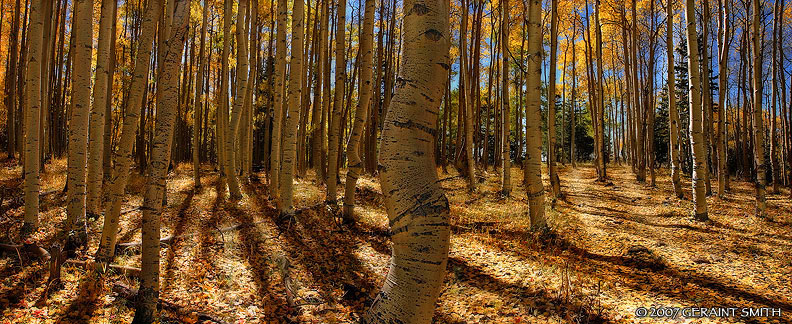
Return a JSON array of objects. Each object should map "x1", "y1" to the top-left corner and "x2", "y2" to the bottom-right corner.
[
  {"x1": 446, "y1": 256, "x2": 610, "y2": 324},
  {"x1": 451, "y1": 225, "x2": 792, "y2": 319},
  {"x1": 243, "y1": 180, "x2": 381, "y2": 321}
]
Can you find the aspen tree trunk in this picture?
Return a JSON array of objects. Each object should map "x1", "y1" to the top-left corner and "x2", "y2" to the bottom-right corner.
[
  {"x1": 280, "y1": 0, "x2": 305, "y2": 213},
  {"x1": 4, "y1": 0, "x2": 20, "y2": 158},
  {"x1": 667, "y1": 0, "x2": 683, "y2": 198},
  {"x1": 243, "y1": 0, "x2": 258, "y2": 178},
  {"x1": 524, "y1": 0, "x2": 546, "y2": 229},
  {"x1": 132, "y1": 0, "x2": 189, "y2": 321},
  {"x1": 311, "y1": 0, "x2": 329, "y2": 174},
  {"x1": 96, "y1": 0, "x2": 162, "y2": 262},
  {"x1": 319, "y1": 5, "x2": 334, "y2": 184},
  {"x1": 595, "y1": 0, "x2": 606, "y2": 181},
  {"x1": 222, "y1": 0, "x2": 249, "y2": 200},
  {"x1": 751, "y1": 0, "x2": 766, "y2": 217},
  {"x1": 22, "y1": 0, "x2": 44, "y2": 236},
  {"x1": 270, "y1": 0, "x2": 288, "y2": 203},
  {"x1": 547, "y1": 0, "x2": 560, "y2": 197},
  {"x1": 631, "y1": 0, "x2": 644, "y2": 182},
  {"x1": 342, "y1": 0, "x2": 375, "y2": 222},
  {"x1": 65, "y1": 0, "x2": 94, "y2": 234},
  {"x1": 461, "y1": 0, "x2": 476, "y2": 191},
  {"x1": 570, "y1": 16, "x2": 577, "y2": 168},
  {"x1": 86, "y1": 0, "x2": 116, "y2": 217},
  {"x1": 770, "y1": 0, "x2": 780, "y2": 193},
  {"x1": 192, "y1": 0, "x2": 208, "y2": 188},
  {"x1": 716, "y1": 0, "x2": 730, "y2": 196},
  {"x1": 500, "y1": 0, "x2": 511, "y2": 195},
  {"x1": 326, "y1": 0, "x2": 347, "y2": 204},
  {"x1": 102, "y1": 0, "x2": 118, "y2": 183},
  {"x1": 361, "y1": 0, "x2": 450, "y2": 320},
  {"x1": 701, "y1": 0, "x2": 713, "y2": 195},
  {"x1": 217, "y1": 0, "x2": 231, "y2": 188},
  {"x1": 685, "y1": 0, "x2": 709, "y2": 221}
]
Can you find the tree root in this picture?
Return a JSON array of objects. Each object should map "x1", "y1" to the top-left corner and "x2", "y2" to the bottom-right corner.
[{"x1": 112, "y1": 283, "x2": 231, "y2": 324}]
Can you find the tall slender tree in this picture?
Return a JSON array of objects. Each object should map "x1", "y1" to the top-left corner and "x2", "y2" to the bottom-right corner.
[
  {"x1": 667, "y1": 0, "x2": 683, "y2": 198},
  {"x1": 192, "y1": 0, "x2": 209, "y2": 188},
  {"x1": 500, "y1": 0, "x2": 512, "y2": 195},
  {"x1": 280, "y1": 0, "x2": 305, "y2": 213},
  {"x1": 524, "y1": 0, "x2": 546, "y2": 229},
  {"x1": 685, "y1": 0, "x2": 708, "y2": 221},
  {"x1": 65, "y1": 0, "x2": 94, "y2": 235},
  {"x1": 86, "y1": 0, "x2": 116, "y2": 217},
  {"x1": 547, "y1": 0, "x2": 560, "y2": 197},
  {"x1": 22, "y1": 0, "x2": 44, "y2": 236},
  {"x1": 96, "y1": 0, "x2": 163, "y2": 262},
  {"x1": 342, "y1": 0, "x2": 375, "y2": 222},
  {"x1": 751, "y1": 0, "x2": 766, "y2": 217},
  {"x1": 326, "y1": 0, "x2": 347, "y2": 204},
  {"x1": 132, "y1": 0, "x2": 190, "y2": 321}
]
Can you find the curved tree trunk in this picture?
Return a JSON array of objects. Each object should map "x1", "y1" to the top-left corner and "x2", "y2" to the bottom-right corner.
[
  {"x1": 342, "y1": 0, "x2": 375, "y2": 222},
  {"x1": 280, "y1": 0, "x2": 305, "y2": 213},
  {"x1": 685, "y1": 0, "x2": 709, "y2": 221},
  {"x1": 96, "y1": 0, "x2": 162, "y2": 262},
  {"x1": 524, "y1": 0, "x2": 546, "y2": 229},
  {"x1": 223, "y1": 0, "x2": 249, "y2": 200},
  {"x1": 667, "y1": 0, "x2": 683, "y2": 198},
  {"x1": 326, "y1": 0, "x2": 347, "y2": 204},
  {"x1": 86, "y1": 0, "x2": 116, "y2": 217},
  {"x1": 22, "y1": 0, "x2": 44, "y2": 237},
  {"x1": 361, "y1": 0, "x2": 450, "y2": 321},
  {"x1": 131, "y1": 0, "x2": 190, "y2": 321}
]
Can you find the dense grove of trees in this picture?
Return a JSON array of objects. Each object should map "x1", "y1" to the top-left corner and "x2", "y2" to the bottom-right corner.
[{"x1": 0, "y1": 0, "x2": 789, "y2": 320}]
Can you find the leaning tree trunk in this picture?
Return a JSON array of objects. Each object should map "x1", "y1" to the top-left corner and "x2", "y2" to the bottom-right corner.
[
  {"x1": 684, "y1": 0, "x2": 709, "y2": 221},
  {"x1": 524, "y1": 0, "x2": 546, "y2": 229},
  {"x1": 342, "y1": 0, "x2": 375, "y2": 222},
  {"x1": 22, "y1": 0, "x2": 44, "y2": 237},
  {"x1": 86, "y1": 0, "x2": 116, "y2": 217},
  {"x1": 65, "y1": 0, "x2": 94, "y2": 234},
  {"x1": 326, "y1": 0, "x2": 347, "y2": 204},
  {"x1": 751, "y1": 0, "x2": 766, "y2": 217},
  {"x1": 192, "y1": 0, "x2": 209, "y2": 188},
  {"x1": 667, "y1": 0, "x2": 683, "y2": 198},
  {"x1": 223, "y1": 0, "x2": 249, "y2": 200},
  {"x1": 96, "y1": 0, "x2": 162, "y2": 262},
  {"x1": 547, "y1": 0, "x2": 560, "y2": 197},
  {"x1": 131, "y1": 0, "x2": 189, "y2": 322},
  {"x1": 279, "y1": 0, "x2": 305, "y2": 214},
  {"x1": 361, "y1": 0, "x2": 450, "y2": 321}
]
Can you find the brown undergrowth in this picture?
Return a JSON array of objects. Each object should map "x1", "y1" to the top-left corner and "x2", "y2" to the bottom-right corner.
[{"x1": 1, "y1": 158, "x2": 790, "y2": 323}]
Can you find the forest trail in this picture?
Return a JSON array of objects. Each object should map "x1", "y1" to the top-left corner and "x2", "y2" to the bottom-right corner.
[{"x1": 1, "y1": 162, "x2": 791, "y2": 323}]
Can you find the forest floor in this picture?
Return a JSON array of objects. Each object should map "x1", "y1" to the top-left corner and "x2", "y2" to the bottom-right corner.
[{"x1": 1, "y1": 158, "x2": 791, "y2": 323}]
